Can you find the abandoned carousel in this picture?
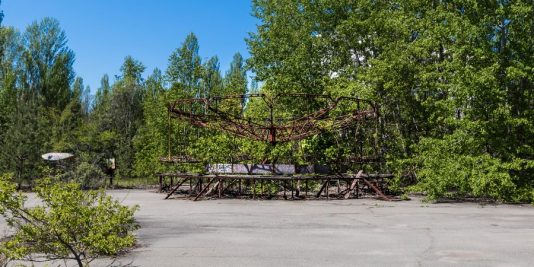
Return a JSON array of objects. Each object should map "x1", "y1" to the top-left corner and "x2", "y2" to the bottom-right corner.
[{"x1": 156, "y1": 93, "x2": 395, "y2": 201}]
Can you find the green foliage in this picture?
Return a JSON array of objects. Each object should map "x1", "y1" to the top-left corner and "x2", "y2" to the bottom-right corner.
[
  {"x1": 247, "y1": 0, "x2": 326, "y2": 94},
  {"x1": 0, "y1": 17, "x2": 79, "y2": 186},
  {"x1": 1, "y1": 1, "x2": 532, "y2": 203},
  {"x1": 410, "y1": 134, "x2": 513, "y2": 201},
  {"x1": 167, "y1": 32, "x2": 203, "y2": 96},
  {"x1": 224, "y1": 52, "x2": 248, "y2": 95},
  {"x1": 21, "y1": 17, "x2": 75, "y2": 110},
  {"x1": 0, "y1": 173, "x2": 139, "y2": 266},
  {"x1": 404, "y1": 127, "x2": 534, "y2": 202},
  {"x1": 61, "y1": 162, "x2": 106, "y2": 189},
  {"x1": 133, "y1": 34, "x2": 252, "y2": 177},
  {"x1": 133, "y1": 78, "x2": 177, "y2": 178},
  {"x1": 202, "y1": 56, "x2": 224, "y2": 97},
  {"x1": 1, "y1": 101, "x2": 50, "y2": 186},
  {"x1": 109, "y1": 56, "x2": 146, "y2": 178},
  {"x1": 248, "y1": 0, "x2": 534, "y2": 202}
]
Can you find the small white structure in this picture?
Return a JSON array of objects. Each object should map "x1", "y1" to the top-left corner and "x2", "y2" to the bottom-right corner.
[{"x1": 41, "y1": 152, "x2": 74, "y2": 161}]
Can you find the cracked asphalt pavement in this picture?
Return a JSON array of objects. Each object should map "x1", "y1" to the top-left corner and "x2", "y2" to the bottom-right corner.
[{"x1": 2, "y1": 190, "x2": 533, "y2": 266}]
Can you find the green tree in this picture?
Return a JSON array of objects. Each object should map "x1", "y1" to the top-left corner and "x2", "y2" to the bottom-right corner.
[
  {"x1": 133, "y1": 69, "x2": 168, "y2": 178},
  {"x1": 92, "y1": 74, "x2": 114, "y2": 141},
  {"x1": 224, "y1": 52, "x2": 247, "y2": 95},
  {"x1": 110, "y1": 56, "x2": 146, "y2": 178},
  {"x1": 1, "y1": 100, "x2": 49, "y2": 187},
  {"x1": 81, "y1": 74, "x2": 116, "y2": 172},
  {"x1": 0, "y1": 174, "x2": 138, "y2": 267},
  {"x1": 247, "y1": 0, "x2": 534, "y2": 202},
  {"x1": 0, "y1": 26, "x2": 21, "y2": 174},
  {"x1": 94, "y1": 74, "x2": 111, "y2": 113},
  {"x1": 50, "y1": 77, "x2": 84, "y2": 152},
  {"x1": 20, "y1": 17, "x2": 75, "y2": 110},
  {"x1": 145, "y1": 68, "x2": 164, "y2": 100},
  {"x1": 201, "y1": 56, "x2": 223, "y2": 97},
  {"x1": 166, "y1": 32, "x2": 203, "y2": 96},
  {"x1": 247, "y1": 0, "x2": 325, "y2": 94},
  {"x1": 0, "y1": 17, "x2": 78, "y2": 185}
]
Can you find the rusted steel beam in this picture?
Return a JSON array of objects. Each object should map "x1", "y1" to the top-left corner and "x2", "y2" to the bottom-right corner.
[
  {"x1": 165, "y1": 178, "x2": 189, "y2": 199},
  {"x1": 168, "y1": 94, "x2": 378, "y2": 144},
  {"x1": 190, "y1": 178, "x2": 202, "y2": 197},
  {"x1": 157, "y1": 172, "x2": 393, "y2": 182},
  {"x1": 203, "y1": 180, "x2": 221, "y2": 198},
  {"x1": 159, "y1": 174, "x2": 163, "y2": 192},
  {"x1": 326, "y1": 179, "x2": 330, "y2": 200},
  {"x1": 222, "y1": 178, "x2": 238, "y2": 193},
  {"x1": 158, "y1": 172, "x2": 392, "y2": 201},
  {"x1": 194, "y1": 178, "x2": 216, "y2": 201},
  {"x1": 316, "y1": 180, "x2": 329, "y2": 198},
  {"x1": 361, "y1": 178, "x2": 390, "y2": 201},
  {"x1": 158, "y1": 170, "x2": 393, "y2": 200},
  {"x1": 344, "y1": 170, "x2": 363, "y2": 199}
]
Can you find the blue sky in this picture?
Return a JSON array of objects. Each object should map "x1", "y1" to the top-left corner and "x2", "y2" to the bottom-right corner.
[{"x1": 2, "y1": 0, "x2": 257, "y2": 92}]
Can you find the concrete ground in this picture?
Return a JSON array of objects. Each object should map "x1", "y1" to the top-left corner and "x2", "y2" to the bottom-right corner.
[{"x1": 2, "y1": 190, "x2": 534, "y2": 267}]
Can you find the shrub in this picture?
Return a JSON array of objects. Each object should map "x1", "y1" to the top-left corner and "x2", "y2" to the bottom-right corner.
[
  {"x1": 410, "y1": 133, "x2": 533, "y2": 202},
  {"x1": 0, "y1": 173, "x2": 139, "y2": 267},
  {"x1": 61, "y1": 162, "x2": 106, "y2": 189}
]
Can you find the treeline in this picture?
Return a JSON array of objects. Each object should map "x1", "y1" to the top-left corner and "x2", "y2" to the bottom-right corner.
[
  {"x1": 246, "y1": 0, "x2": 534, "y2": 202},
  {"x1": 0, "y1": 13, "x2": 248, "y2": 187},
  {"x1": 0, "y1": 1, "x2": 533, "y2": 202}
]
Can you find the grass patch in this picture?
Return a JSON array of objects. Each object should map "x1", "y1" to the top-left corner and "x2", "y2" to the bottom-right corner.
[{"x1": 111, "y1": 177, "x2": 159, "y2": 189}]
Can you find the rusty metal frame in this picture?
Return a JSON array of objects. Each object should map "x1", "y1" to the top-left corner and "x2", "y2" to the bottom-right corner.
[
  {"x1": 168, "y1": 93, "x2": 378, "y2": 144},
  {"x1": 160, "y1": 93, "x2": 392, "y2": 200},
  {"x1": 157, "y1": 172, "x2": 393, "y2": 201}
]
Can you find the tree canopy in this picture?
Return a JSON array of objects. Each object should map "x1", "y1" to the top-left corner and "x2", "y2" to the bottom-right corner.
[
  {"x1": 0, "y1": 1, "x2": 532, "y2": 202},
  {"x1": 246, "y1": 0, "x2": 534, "y2": 201}
]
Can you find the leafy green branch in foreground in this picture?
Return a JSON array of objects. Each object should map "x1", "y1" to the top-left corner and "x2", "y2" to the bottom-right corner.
[{"x1": 0, "y1": 173, "x2": 139, "y2": 267}]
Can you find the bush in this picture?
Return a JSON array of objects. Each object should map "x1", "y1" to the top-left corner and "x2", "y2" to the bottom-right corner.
[
  {"x1": 61, "y1": 162, "x2": 107, "y2": 189},
  {"x1": 0, "y1": 173, "x2": 139, "y2": 267},
  {"x1": 410, "y1": 133, "x2": 533, "y2": 202}
]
